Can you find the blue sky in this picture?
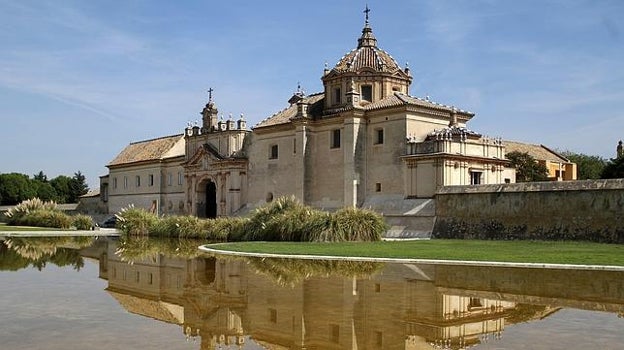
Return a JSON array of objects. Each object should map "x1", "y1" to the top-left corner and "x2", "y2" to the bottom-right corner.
[{"x1": 1, "y1": 0, "x2": 623, "y2": 188}]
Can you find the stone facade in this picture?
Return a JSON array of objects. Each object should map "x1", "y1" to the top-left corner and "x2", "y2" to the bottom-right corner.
[
  {"x1": 103, "y1": 12, "x2": 520, "y2": 221},
  {"x1": 105, "y1": 135, "x2": 186, "y2": 216}
]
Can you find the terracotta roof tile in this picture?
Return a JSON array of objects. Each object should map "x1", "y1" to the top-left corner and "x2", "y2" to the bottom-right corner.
[
  {"x1": 364, "y1": 92, "x2": 473, "y2": 116},
  {"x1": 254, "y1": 93, "x2": 324, "y2": 129},
  {"x1": 503, "y1": 140, "x2": 570, "y2": 163},
  {"x1": 108, "y1": 134, "x2": 184, "y2": 167}
]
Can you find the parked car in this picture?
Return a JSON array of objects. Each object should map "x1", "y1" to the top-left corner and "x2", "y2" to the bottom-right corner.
[{"x1": 100, "y1": 216, "x2": 117, "y2": 228}]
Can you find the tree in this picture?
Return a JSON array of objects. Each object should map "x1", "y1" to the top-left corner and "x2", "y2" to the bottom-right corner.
[
  {"x1": 69, "y1": 171, "x2": 89, "y2": 203},
  {"x1": 601, "y1": 156, "x2": 624, "y2": 179},
  {"x1": 50, "y1": 175, "x2": 72, "y2": 203},
  {"x1": 0, "y1": 173, "x2": 37, "y2": 205},
  {"x1": 559, "y1": 151, "x2": 606, "y2": 180},
  {"x1": 506, "y1": 151, "x2": 549, "y2": 182},
  {"x1": 33, "y1": 171, "x2": 48, "y2": 183}
]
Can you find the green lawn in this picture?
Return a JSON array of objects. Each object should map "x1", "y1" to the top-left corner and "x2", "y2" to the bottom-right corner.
[
  {"x1": 208, "y1": 240, "x2": 624, "y2": 266},
  {"x1": 0, "y1": 223, "x2": 59, "y2": 232}
]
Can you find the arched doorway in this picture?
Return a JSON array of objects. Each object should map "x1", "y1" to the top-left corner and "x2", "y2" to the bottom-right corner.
[{"x1": 206, "y1": 180, "x2": 217, "y2": 218}]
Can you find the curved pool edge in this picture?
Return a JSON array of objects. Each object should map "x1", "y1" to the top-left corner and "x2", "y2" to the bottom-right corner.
[{"x1": 199, "y1": 243, "x2": 624, "y2": 272}]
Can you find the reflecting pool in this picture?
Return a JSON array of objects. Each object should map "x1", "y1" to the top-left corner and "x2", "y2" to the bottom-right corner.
[{"x1": 1, "y1": 236, "x2": 623, "y2": 349}]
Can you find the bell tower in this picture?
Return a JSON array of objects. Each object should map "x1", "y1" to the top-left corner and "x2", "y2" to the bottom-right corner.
[{"x1": 201, "y1": 88, "x2": 219, "y2": 133}]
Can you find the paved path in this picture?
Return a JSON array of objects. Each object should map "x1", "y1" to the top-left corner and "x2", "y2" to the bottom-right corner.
[
  {"x1": 0, "y1": 228, "x2": 120, "y2": 237},
  {"x1": 199, "y1": 243, "x2": 624, "y2": 272}
]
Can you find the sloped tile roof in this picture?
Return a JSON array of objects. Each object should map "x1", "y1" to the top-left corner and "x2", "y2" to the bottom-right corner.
[
  {"x1": 365, "y1": 92, "x2": 473, "y2": 115},
  {"x1": 108, "y1": 134, "x2": 185, "y2": 167},
  {"x1": 254, "y1": 93, "x2": 324, "y2": 129},
  {"x1": 504, "y1": 140, "x2": 570, "y2": 163}
]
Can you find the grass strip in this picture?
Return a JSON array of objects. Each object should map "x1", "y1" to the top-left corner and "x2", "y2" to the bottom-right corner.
[
  {"x1": 0, "y1": 223, "x2": 58, "y2": 232},
  {"x1": 208, "y1": 240, "x2": 624, "y2": 266}
]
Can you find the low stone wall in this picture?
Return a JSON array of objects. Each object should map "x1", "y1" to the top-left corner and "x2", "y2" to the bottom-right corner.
[{"x1": 433, "y1": 179, "x2": 624, "y2": 243}]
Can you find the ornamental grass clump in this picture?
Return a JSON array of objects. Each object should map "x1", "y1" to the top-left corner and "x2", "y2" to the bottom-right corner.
[
  {"x1": 72, "y1": 214, "x2": 93, "y2": 230},
  {"x1": 204, "y1": 217, "x2": 243, "y2": 242},
  {"x1": 5, "y1": 198, "x2": 75, "y2": 229},
  {"x1": 151, "y1": 215, "x2": 204, "y2": 238},
  {"x1": 115, "y1": 205, "x2": 158, "y2": 236},
  {"x1": 331, "y1": 207, "x2": 387, "y2": 242},
  {"x1": 244, "y1": 196, "x2": 303, "y2": 241}
]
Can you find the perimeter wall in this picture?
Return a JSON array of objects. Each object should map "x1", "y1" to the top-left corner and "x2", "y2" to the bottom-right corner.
[{"x1": 433, "y1": 179, "x2": 624, "y2": 243}]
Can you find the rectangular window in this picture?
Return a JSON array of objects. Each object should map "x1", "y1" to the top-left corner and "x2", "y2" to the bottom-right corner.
[
  {"x1": 148, "y1": 174, "x2": 154, "y2": 186},
  {"x1": 331, "y1": 129, "x2": 341, "y2": 149},
  {"x1": 135, "y1": 271, "x2": 140, "y2": 283},
  {"x1": 113, "y1": 177, "x2": 117, "y2": 189},
  {"x1": 293, "y1": 138, "x2": 297, "y2": 154},
  {"x1": 375, "y1": 283, "x2": 381, "y2": 293},
  {"x1": 333, "y1": 87, "x2": 341, "y2": 104},
  {"x1": 376, "y1": 331, "x2": 383, "y2": 347},
  {"x1": 135, "y1": 175, "x2": 141, "y2": 187},
  {"x1": 361, "y1": 85, "x2": 372, "y2": 101},
  {"x1": 148, "y1": 273, "x2": 153, "y2": 285},
  {"x1": 269, "y1": 144, "x2": 279, "y2": 159},
  {"x1": 168, "y1": 173, "x2": 173, "y2": 186},
  {"x1": 470, "y1": 171, "x2": 482, "y2": 185},
  {"x1": 269, "y1": 308, "x2": 277, "y2": 323},
  {"x1": 375, "y1": 128, "x2": 384, "y2": 145},
  {"x1": 375, "y1": 183, "x2": 382, "y2": 192},
  {"x1": 178, "y1": 172, "x2": 183, "y2": 185},
  {"x1": 123, "y1": 176, "x2": 128, "y2": 189}
]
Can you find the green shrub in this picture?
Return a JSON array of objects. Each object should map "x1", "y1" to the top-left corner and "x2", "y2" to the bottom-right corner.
[
  {"x1": 115, "y1": 205, "x2": 158, "y2": 236},
  {"x1": 16, "y1": 210, "x2": 72, "y2": 229},
  {"x1": 331, "y1": 207, "x2": 386, "y2": 242},
  {"x1": 72, "y1": 214, "x2": 93, "y2": 230}
]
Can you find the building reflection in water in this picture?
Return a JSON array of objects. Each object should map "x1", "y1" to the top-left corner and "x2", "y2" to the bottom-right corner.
[{"x1": 93, "y1": 238, "x2": 624, "y2": 350}]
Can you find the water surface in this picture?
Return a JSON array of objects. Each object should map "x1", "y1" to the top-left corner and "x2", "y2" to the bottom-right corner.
[{"x1": 1, "y1": 236, "x2": 622, "y2": 349}]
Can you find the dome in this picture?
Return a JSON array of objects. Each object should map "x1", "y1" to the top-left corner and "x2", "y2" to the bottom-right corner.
[{"x1": 332, "y1": 23, "x2": 403, "y2": 74}]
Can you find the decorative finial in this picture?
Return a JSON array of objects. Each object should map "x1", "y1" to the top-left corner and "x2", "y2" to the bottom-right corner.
[
  {"x1": 364, "y1": 4, "x2": 371, "y2": 24},
  {"x1": 239, "y1": 113, "x2": 245, "y2": 120},
  {"x1": 207, "y1": 87, "x2": 214, "y2": 103},
  {"x1": 228, "y1": 113, "x2": 233, "y2": 120},
  {"x1": 297, "y1": 81, "x2": 301, "y2": 93}
]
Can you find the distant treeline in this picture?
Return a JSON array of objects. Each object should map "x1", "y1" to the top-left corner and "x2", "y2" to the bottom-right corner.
[{"x1": 0, "y1": 171, "x2": 89, "y2": 205}]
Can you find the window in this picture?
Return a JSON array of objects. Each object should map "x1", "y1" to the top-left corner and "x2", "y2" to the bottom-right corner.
[
  {"x1": 361, "y1": 85, "x2": 372, "y2": 101},
  {"x1": 148, "y1": 273, "x2": 153, "y2": 285},
  {"x1": 135, "y1": 271, "x2": 140, "y2": 283},
  {"x1": 505, "y1": 178, "x2": 511, "y2": 184},
  {"x1": 375, "y1": 128, "x2": 384, "y2": 144},
  {"x1": 333, "y1": 87, "x2": 341, "y2": 104},
  {"x1": 469, "y1": 298, "x2": 483, "y2": 309},
  {"x1": 331, "y1": 129, "x2": 341, "y2": 149},
  {"x1": 375, "y1": 183, "x2": 382, "y2": 192},
  {"x1": 167, "y1": 173, "x2": 173, "y2": 186},
  {"x1": 269, "y1": 308, "x2": 277, "y2": 323},
  {"x1": 113, "y1": 177, "x2": 118, "y2": 189},
  {"x1": 135, "y1": 175, "x2": 141, "y2": 187},
  {"x1": 293, "y1": 138, "x2": 296, "y2": 154},
  {"x1": 178, "y1": 172, "x2": 183, "y2": 185},
  {"x1": 470, "y1": 171, "x2": 482, "y2": 185},
  {"x1": 148, "y1": 174, "x2": 154, "y2": 186},
  {"x1": 269, "y1": 144, "x2": 279, "y2": 159},
  {"x1": 376, "y1": 332, "x2": 383, "y2": 347},
  {"x1": 123, "y1": 176, "x2": 128, "y2": 189},
  {"x1": 392, "y1": 86, "x2": 400, "y2": 92},
  {"x1": 375, "y1": 283, "x2": 381, "y2": 292}
]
